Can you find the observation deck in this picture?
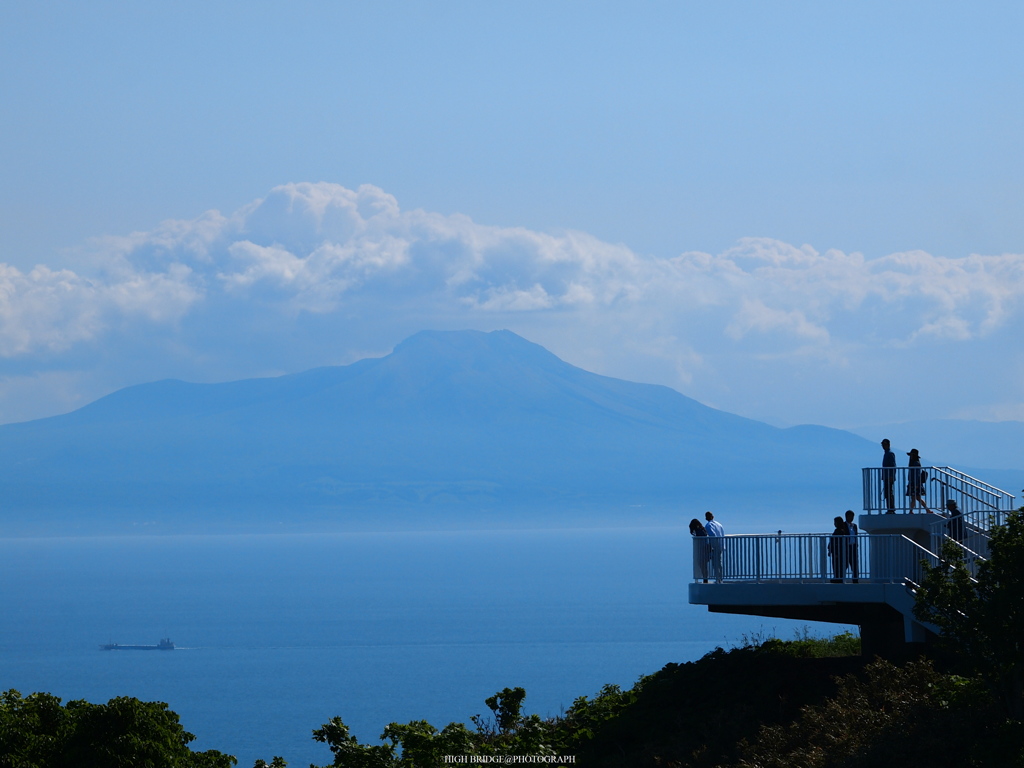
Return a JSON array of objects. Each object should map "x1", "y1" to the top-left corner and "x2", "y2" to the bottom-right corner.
[{"x1": 688, "y1": 466, "x2": 1016, "y2": 656}]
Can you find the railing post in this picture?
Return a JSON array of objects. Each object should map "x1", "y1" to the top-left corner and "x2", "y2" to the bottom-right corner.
[{"x1": 776, "y1": 531, "x2": 782, "y2": 581}]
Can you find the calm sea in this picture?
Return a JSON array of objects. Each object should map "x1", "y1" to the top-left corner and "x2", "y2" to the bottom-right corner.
[{"x1": 0, "y1": 527, "x2": 848, "y2": 766}]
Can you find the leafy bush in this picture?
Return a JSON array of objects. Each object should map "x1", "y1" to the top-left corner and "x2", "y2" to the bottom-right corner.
[
  {"x1": 0, "y1": 689, "x2": 236, "y2": 768},
  {"x1": 734, "y1": 628, "x2": 861, "y2": 659},
  {"x1": 303, "y1": 633, "x2": 865, "y2": 768},
  {"x1": 728, "y1": 659, "x2": 1024, "y2": 768},
  {"x1": 915, "y1": 507, "x2": 1024, "y2": 719}
]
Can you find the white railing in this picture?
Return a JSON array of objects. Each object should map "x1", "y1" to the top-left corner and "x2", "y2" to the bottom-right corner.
[
  {"x1": 928, "y1": 513, "x2": 992, "y2": 579},
  {"x1": 691, "y1": 533, "x2": 938, "y2": 585},
  {"x1": 861, "y1": 465, "x2": 1015, "y2": 519}
]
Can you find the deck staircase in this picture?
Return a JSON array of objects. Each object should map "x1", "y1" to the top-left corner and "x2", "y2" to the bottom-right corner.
[{"x1": 688, "y1": 466, "x2": 1017, "y2": 656}]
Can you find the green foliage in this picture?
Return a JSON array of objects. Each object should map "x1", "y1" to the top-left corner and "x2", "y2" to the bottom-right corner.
[
  {"x1": 566, "y1": 636, "x2": 866, "y2": 767},
  {"x1": 11, "y1": 624, "x2": 1024, "y2": 768},
  {"x1": 303, "y1": 634, "x2": 865, "y2": 768},
  {"x1": 0, "y1": 690, "x2": 69, "y2": 767},
  {"x1": 482, "y1": 687, "x2": 526, "y2": 735},
  {"x1": 915, "y1": 508, "x2": 1024, "y2": 718},
  {"x1": 32, "y1": 628, "x2": 1018, "y2": 768},
  {"x1": 312, "y1": 717, "x2": 395, "y2": 768},
  {"x1": 381, "y1": 721, "x2": 476, "y2": 768},
  {"x1": 0, "y1": 689, "x2": 237, "y2": 768},
  {"x1": 738, "y1": 629, "x2": 861, "y2": 659},
  {"x1": 309, "y1": 686, "x2": 562, "y2": 768},
  {"x1": 729, "y1": 659, "x2": 1024, "y2": 768},
  {"x1": 556, "y1": 683, "x2": 642, "y2": 746}
]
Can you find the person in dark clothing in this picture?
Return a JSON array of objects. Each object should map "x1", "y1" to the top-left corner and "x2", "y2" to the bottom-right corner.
[
  {"x1": 844, "y1": 509, "x2": 860, "y2": 582},
  {"x1": 828, "y1": 515, "x2": 849, "y2": 582},
  {"x1": 689, "y1": 518, "x2": 710, "y2": 583},
  {"x1": 945, "y1": 499, "x2": 966, "y2": 543},
  {"x1": 906, "y1": 448, "x2": 931, "y2": 513},
  {"x1": 881, "y1": 439, "x2": 897, "y2": 513}
]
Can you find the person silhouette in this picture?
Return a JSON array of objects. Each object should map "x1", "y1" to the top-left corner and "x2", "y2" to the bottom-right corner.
[
  {"x1": 945, "y1": 499, "x2": 965, "y2": 542},
  {"x1": 881, "y1": 439, "x2": 897, "y2": 513},
  {"x1": 906, "y1": 448, "x2": 930, "y2": 513},
  {"x1": 828, "y1": 515, "x2": 849, "y2": 583},
  {"x1": 704, "y1": 511, "x2": 725, "y2": 583},
  {"x1": 844, "y1": 510, "x2": 860, "y2": 582},
  {"x1": 689, "y1": 518, "x2": 709, "y2": 583}
]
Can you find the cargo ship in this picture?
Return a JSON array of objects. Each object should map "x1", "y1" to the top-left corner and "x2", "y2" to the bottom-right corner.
[{"x1": 99, "y1": 638, "x2": 175, "y2": 651}]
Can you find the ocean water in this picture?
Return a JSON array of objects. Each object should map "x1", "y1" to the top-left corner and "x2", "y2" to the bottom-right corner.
[{"x1": 0, "y1": 527, "x2": 850, "y2": 766}]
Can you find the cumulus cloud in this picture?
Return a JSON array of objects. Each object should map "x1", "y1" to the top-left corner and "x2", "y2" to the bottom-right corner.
[
  {"x1": 725, "y1": 298, "x2": 830, "y2": 343},
  {"x1": 0, "y1": 262, "x2": 198, "y2": 356},
  {"x1": 3, "y1": 183, "x2": 1024, "y2": 359},
  {"x1": 2, "y1": 181, "x2": 1024, "y2": 425},
  {"x1": 667, "y1": 238, "x2": 1024, "y2": 347}
]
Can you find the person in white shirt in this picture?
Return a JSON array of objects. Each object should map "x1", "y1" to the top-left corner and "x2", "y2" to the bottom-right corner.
[{"x1": 704, "y1": 511, "x2": 725, "y2": 583}]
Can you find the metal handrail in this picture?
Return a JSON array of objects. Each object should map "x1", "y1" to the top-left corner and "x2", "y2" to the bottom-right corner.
[
  {"x1": 929, "y1": 467, "x2": 1014, "y2": 525},
  {"x1": 930, "y1": 465, "x2": 1010, "y2": 498},
  {"x1": 861, "y1": 465, "x2": 1015, "y2": 518},
  {"x1": 928, "y1": 513, "x2": 992, "y2": 578},
  {"x1": 691, "y1": 533, "x2": 937, "y2": 585}
]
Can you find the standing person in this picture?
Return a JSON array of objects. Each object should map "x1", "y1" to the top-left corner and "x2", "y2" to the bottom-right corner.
[
  {"x1": 881, "y1": 439, "x2": 897, "y2": 513},
  {"x1": 906, "y1": 448, "x2": 931, "y2": 513},
  {"x1": 945, "y1": 499, "x2": 965, "y2": 543},
  {"x1": 704, "y1": 511, "x2": 725, "y2": 583},
  {"x1": 828, "y1": 516, "x2": 849, "y2": 583},
  {"x1": 689, "y1": 518, "x2": 710, "y2": 583},
  {"x1": 844, "y1": 510, "x2": 860, "y2": 582}
]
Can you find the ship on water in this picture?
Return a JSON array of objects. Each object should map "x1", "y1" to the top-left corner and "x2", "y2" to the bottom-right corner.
[{"x1": 99, "y1": 638, "x2": 175, "y2": 651}]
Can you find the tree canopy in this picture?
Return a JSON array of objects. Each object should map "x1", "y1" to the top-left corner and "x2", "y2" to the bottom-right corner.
[
  {"x1": 914, "y1": 508, "x2": 1024, "y2": 719},
  {"x1": 0, "y1": 690, "x2": 236, "y2": 768}
]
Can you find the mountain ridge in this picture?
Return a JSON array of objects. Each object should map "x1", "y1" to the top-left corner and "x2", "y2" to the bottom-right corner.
[{"x1": 0, "y1": 329, "x2": 934, "y2": 533}]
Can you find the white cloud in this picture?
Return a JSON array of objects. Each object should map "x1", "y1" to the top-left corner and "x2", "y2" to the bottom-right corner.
[
  {"x1": 725, "y1": 298, "x2": 830, "y2": 343},
  {"x1": 0, "y1": 262, "x2": 198, "y2": 356},
  {"x1": 44, "y1": 186, "x2": 1024, "y2": 348},
  {"x1": 471, "y1": 284, "x2": 555, "y2": 312},
  {"x1": 2, "y1": 182, "x2": 1024, "y2": 425},
  {"x1": 670, "y1": 238, "x2": 1024, "y2": 346},
  {"x1": 13, "y1": 183, "x2": 1020, "y2": 352}
]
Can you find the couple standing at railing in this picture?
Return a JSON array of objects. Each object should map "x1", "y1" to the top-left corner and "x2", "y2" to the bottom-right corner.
[
  {"x1": 881, "y1": 439, "x2": 930, "y2": 514},
  {"x1": 689, "y1": 511, "x2": 724, "y2": 583},
  {"x1": 827, "y1": 510, "x2": 860, "y2": 583}
]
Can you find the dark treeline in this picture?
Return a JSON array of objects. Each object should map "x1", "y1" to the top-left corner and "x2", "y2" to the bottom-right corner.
[{"x1": 4, "y1": 634, "x2": 1021, "y2": 768}]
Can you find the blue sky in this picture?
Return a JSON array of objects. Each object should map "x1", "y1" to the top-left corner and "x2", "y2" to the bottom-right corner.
[{"x1": 1, "y1": 1, "x2": 1023, "y2": 428}]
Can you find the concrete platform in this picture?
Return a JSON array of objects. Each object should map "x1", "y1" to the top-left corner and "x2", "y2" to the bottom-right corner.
[{"x1": 688, "y1": 580, "x2": 934, "y2": 656}]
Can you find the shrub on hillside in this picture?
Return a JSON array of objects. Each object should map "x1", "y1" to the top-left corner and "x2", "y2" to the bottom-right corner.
[{"x1": 728, "y1": 659, "x2": 1024, "y2": 768}]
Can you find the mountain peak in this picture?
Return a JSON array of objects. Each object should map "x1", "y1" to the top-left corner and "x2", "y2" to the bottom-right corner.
[
  {"x1": 0, "y1": 328, "x2": 883, "y2": 532},
  {"x1": 393, "y1": 329, "x2": 561, "y2": 365}
]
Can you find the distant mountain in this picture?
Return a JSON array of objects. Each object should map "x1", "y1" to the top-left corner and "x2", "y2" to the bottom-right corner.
[{"x1": 0, "y1": 330, "x2": 895, "y2": 531}]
